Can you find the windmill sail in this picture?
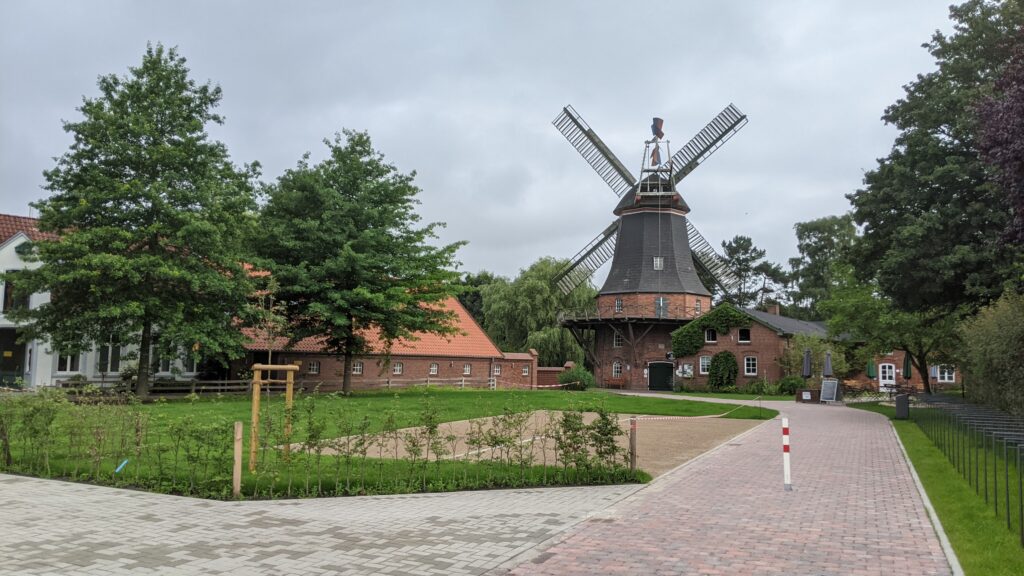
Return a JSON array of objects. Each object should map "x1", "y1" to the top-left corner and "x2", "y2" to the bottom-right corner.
[
  {"x1": 553, "y1": 106, "x2": 636, "y2": 197},
  {"x1": 670, "y1": 104, "x2": 748, "y2": 185},
  {"x1": 553, "y1": 221, "x2": 620, "y2": 295},
  {"x1": 686, "y1": 220, "x2": 742, "y2": 297}
]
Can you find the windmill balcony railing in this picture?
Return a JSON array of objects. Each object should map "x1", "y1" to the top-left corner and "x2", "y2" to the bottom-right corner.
[{"x1": 559, "y1": 302, "x2": 705, "y2": 323}]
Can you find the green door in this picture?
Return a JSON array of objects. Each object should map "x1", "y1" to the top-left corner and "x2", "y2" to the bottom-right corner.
[
  {"x1": 0, "y1": 329, "x2": 25, "y2": 386},
  {"x1": 648, "y1": 362, "x2": 673, "y2": 391}
]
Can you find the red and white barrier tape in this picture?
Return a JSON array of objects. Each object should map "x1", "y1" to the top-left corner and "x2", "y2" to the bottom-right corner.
[{"x1": 782, "y1": 417, "x2": 792, "y2": 491}]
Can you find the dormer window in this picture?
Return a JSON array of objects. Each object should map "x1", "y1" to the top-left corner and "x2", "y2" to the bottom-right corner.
[{"x1": 653, "y1": 257, "x2": 664, "y2": 270}]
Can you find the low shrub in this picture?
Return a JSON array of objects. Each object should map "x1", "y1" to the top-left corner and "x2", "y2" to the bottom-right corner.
[
  {"x1": 777, "y1": 376, "x2": 804, "y2": 395},
  {"x1": 558, "y1": 366, "x2": 595, "y2": 391},
  {"x1": 708, "y1": 351, "x2": 738, "y2": 390}
]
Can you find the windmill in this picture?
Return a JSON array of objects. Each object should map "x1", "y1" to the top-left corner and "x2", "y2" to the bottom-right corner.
[
  {"x1": 551, "y1": 104, "x2": 746, "y2": 298},
  {"x1": 550, "y1": 104, "x2": 749, "y2": 390}
]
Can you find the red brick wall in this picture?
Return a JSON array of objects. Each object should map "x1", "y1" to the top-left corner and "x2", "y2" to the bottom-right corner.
[
  {"x1": 845, "y1": 350, "x2": 961, "y2": 392},
  {"x1": 675, "y1": 322, "x2": 787, "y2": 389},
  {"x1": 595, "y1": 293, "x2": 711, "y2": 319},
  {"x1": 593, "y1": 322, "x2": 678, "y2": 390}
]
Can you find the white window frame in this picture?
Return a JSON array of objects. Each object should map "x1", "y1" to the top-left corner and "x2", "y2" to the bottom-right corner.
[
  {"x1": 521, "y1": 365, "x2": 529, "y2": 376},
  {"x1": 57, "y1": 353, "x2": 81, "y2": 374},
  {"x1": 612, "y1": 360, "x2": 623, "y2": 378},
  {"x1": 429, "y1": 362, "x2": 438, "y2": 376},
  {"x1": 738, "y1": 328, "x2": 751, "y2": 343},
  {"x1": 654, "y1": 296, "x2": 668, "y2": 318},
  {"x1": 352, "y1": 360, "x2": 364, "y2": 375},
  {"x1": 392, "y1": 362, "x2": 404, "y2": 375},
  {"x1": 695, "y1": 299, "x2": 702, "y2": 314},
  {"x1": 308, "y1": 360, "x2": 320, "y2": 375},
  {"x1": 181, "y1": 354, "x2": 199, "y2": 375},
  {"x1": 493, "y1": 364, "x2": 501, "y2": 376},
  {"x1": 612, "y1": 332, "x2": 624, "y2": 348},
  {"x1": 653, "y1": 256, "x2": 664, "y2": 270},
  {"x1": 614, "y1": 298, "x2": 623, "y2": 313},
  {"x1": 97, "y1": 342, "x2": 121, "y2": 374},
  {"x1": 699, "y1": 355, "x2": 711, "y2": 375},
  {"x1": 744, "y1": 356, "x2": 757, "y2": 376},
  {"x1": 463, "y1": 363, "x2": 472, "y2": 376},
  {"x1": 879, "y1": 363, "x2": 896, "y2": 390},
  {"x1": 705, "y1": 329, "x2": 717, "y2": 343},
  {"x1": 938, "y1": 365, "x2": 956, "y2": 384}
]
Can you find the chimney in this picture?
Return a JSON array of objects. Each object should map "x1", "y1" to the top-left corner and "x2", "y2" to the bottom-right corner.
[{"x1": 767, "y1": 304, "x2": 781, "y2": 315}]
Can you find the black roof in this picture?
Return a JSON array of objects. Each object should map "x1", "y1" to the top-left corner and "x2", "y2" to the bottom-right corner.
[
  {"x1": 742, "y1": 308, "x2": 828, "y2": 337},
  {"x1": 613, "y1": 186, "x2": 690, "y2": 215},
  {"x1": 599, "y1": 211, "x2": 710, "y2": 296}
]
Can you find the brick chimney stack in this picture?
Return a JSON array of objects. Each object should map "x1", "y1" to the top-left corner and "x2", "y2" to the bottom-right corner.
[{"x1": 767, "y1": 303, "x2": 781, "y2": 315}]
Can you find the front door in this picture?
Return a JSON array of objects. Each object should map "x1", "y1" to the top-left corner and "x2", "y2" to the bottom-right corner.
[
  {"x1": 0, "y1": 329, "x2": 26, "y2": 386},
  {"x1": 648, "y1": 362, "x2": 673, "y2": 391},
  {"x1": 879, "y1": 363, "x2": 896, "y2": 392}
]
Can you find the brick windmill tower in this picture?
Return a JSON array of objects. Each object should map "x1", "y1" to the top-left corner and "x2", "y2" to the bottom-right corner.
[{"x1": 551, "y1": 105, "x2": 748, "y2": 390}]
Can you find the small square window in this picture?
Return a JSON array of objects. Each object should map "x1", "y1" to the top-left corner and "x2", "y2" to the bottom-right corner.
[
  {"x1": 738, "y1": 328, "x2": 751, "y2": 343},
  {"x1": 653, "y1": 256, "x2": 664, "y2": 270},
  {"x1": 393, "y1": 362, "x2": 404, "y2": 375},
  {"x1": 613, "y1": 332, "x2": 624, "y2": 348},
  {"x1": 57, "y1": 354, "x2": 80, "y2": 373},
  {"x1": 699, "y1": 356, "x2": 711, "y2": 375},
  {"x1": 493, "y1": 364, "x2": 501, "y2": 376},
  {"x1": 705, "y1": 329, "x2": 717, "y2": 343},
  {"x1": 695, "y1": 299, "x2": 702, "y2": 314},
  {"x1": 352, "y1": 361, "x2": 364, "y2": 375},
  {"x1": 522, "y1": 365, "x2": 529, "y2": 376},
  {"x1": 744, "y1": 356, "x2": 757, "y2": 376},
  {"x1": 614, "y1": 298, "x2": 623, "y2": 313},
  {"x1": 938, "y1": 365, "x2": 956, "y2": 383},
  {"x1": 308, "y1": 360, "x2": 320, "y2": 375},
  {"x1": 429, "y1": 362, "x2": 438, "y2": 376},
  {"x1": 463, "y1": 363, "x2": 472, "y2": 375}
]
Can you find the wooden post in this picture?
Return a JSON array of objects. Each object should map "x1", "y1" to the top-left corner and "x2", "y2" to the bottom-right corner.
[
  {"x1": 283, "y1": 369, "x2": 294, "y2": 460},
  {"x1": 233, "y1": 421, "x2": 243, "y2": 497},
  {"x1": 629, "y1": 416, "x2": 638, "y2": 472},
  {"x1": 249, "y1": 370, "x2": 262, "y2": 472}
]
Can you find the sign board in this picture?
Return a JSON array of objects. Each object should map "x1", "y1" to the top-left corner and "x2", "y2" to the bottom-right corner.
[
  {"x1": 2, "y1": 351, "x2": 11, "y2": 358},
  {"x1": 820, "y1": 378, "x2": 839, "y2": 402},
  {"x1": 680, "y1": 363, "x2": 693, "y2": 378},
  {"x1": 801, "y1": 391, "x2": 811, "y2": 400}
]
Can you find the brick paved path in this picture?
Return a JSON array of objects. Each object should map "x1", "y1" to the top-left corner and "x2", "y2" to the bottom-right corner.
[
  {"x1": 508, "y1": 399, "x2": 955, "y2": 576},
  {"x1": 0, "y1": 475, "x2": 638, "y2": 575}
]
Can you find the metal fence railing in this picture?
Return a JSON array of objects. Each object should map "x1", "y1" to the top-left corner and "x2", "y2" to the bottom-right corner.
[{"x1": 914, "y1": 395, "x2": 1024, "y2": 547}]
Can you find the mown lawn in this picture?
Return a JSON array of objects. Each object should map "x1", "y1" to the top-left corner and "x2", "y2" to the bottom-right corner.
[
  {"x1": 144, "y1": 387, "x2": 776, "y2": 436},
  {"x1": 850, "y1": 402, "x2": 1024, "y2": 576}
]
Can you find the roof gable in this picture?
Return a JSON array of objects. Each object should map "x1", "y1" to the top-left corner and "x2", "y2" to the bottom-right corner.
[{"x1": 0, "y1": 214, "x2": 54, "y2": 245}]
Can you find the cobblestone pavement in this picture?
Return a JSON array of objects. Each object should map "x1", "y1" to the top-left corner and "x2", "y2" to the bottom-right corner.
[
  {"x1": 507, "y1": 398, "x2": 955, "y2": 576},
  {"x1": 0, "y1": 475, "x2": 639, "y2": 575}
]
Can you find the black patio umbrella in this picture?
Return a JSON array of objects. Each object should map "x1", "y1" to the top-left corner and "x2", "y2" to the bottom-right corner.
[
  {"x1": 903, "y1": 353, "x2": 912, "y2": 382},
  {"x1": 802, "y1": 349, "x2": 812, "y2": 378},
  {"x1": 823, "y1": 351, "x2": 833, "y2": 377}
]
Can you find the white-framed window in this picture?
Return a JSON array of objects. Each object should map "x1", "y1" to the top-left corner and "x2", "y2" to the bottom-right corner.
[
  {"x1": 493, "y1": 364, "x2": 501, "y2": 376},
  {"x1": 654, "y1": 296, "x2": 668, "y2": 318},
  {"x1": 699, "y1": 355, "x2": 711, "y2": 375},
  {"x1": 738, "y1": 328, "x2": 751, "y2": 343},
  {"x1": 392, "y1": 362, "x2": 404, "y2": 375},
  {"x1": 653, "y1": 256, "x2": 664, "y2": 270},
  {"x1": 97, "y1": 342, "x2": 121, "y2": 373},
  {"x1": 308, "y1": 360, "x2": 320, "y2": 375},
  {"x1": 613, "y1": 332, "x2": 624, "y2": 348},
  {"x1": 744, "y1": 356, "x2": 758, "y2": 376},
  {"x1": 612, "y1": 360, "x2": 623, "y2": 378},
  {"x1": 695, "y1": 299, "x2": 702, "y2": 314},
  {"x1": 57, "y1": 353, "x2": 80, "y2": 373},
  {"x1": 463, "y1": 363, "x2": 472, "y2": 375},
  {"x1": 429, "y1": 362, "x2": 438, "y2": 376},
  {"x1": 938, "y1": 365, "x2": 956, "y2": 383},
  {"x1": 879, "y1": 363, "x2": 896, "y2": 391},
  {"x1": 1, "y1": 270, "x2": 29, "y2": 313},
  {"x1": 181, "y1": 355, "x2": 198, "y2": 375},
  {"x1": 522, "y1": 365, "x2": 530, "y2": 376},
  {"x1": 158, "y1": 357, "x2": 172, "y2": 374},
  {"x1": 705, "y1": 329, "x2": 717, "y2": 343},
  {"x1": 352, "y1": 360, "x2": 364, "y2": 375},
  {"x1": 614, "y1": 297, "x2": 623, "y2": 313}
]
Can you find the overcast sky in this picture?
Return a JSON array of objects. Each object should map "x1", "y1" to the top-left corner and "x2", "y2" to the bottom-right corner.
[{"x1": 1, "y1": 1, "x2": 953, "y2": 281}]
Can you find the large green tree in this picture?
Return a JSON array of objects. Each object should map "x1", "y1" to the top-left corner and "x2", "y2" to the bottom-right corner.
[
  {"x1": 720, "y1": 235, "x2": 786, "y2": 308},
  {"x1": 480, "y1": 257, "x2": 594, "y2": 366},
  {"x1": 4, "y1": 44, "x2": 259, "y2": 399},
  {"x1": 256, "y1": 131, "x2": 464, "y2": 395},
  {"x1": 847, "y1": 0, "x2": 1023, "y2": 313},
  {"x1": 786, "y1": 215, "x2": 857, "y2": 319},
  {"x1": 820, "y1": 265, "x2": 958, "y2": 395},
  {"x1": 457, "y1": 270, "x2": 497, "y2": 328}
]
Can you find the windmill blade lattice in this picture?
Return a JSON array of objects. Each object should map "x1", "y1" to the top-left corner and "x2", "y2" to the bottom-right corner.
[
  {"x1": 553, "y1": 106, "x2": 637, "y2": 197},
  {"x1": 686, "y1": 220, "x2": 742, "y2": 296},
  {"x1": 670, "y1": 104, "x2": 748, "y2": 185},
  {"x1": 553, "y1": 220, "x2": 621, "y2": 295}
]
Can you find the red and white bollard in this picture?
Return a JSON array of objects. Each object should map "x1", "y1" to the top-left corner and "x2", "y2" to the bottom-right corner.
[{"x1": 782, "y1": 417, "x2": 792, "y2": 491}]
